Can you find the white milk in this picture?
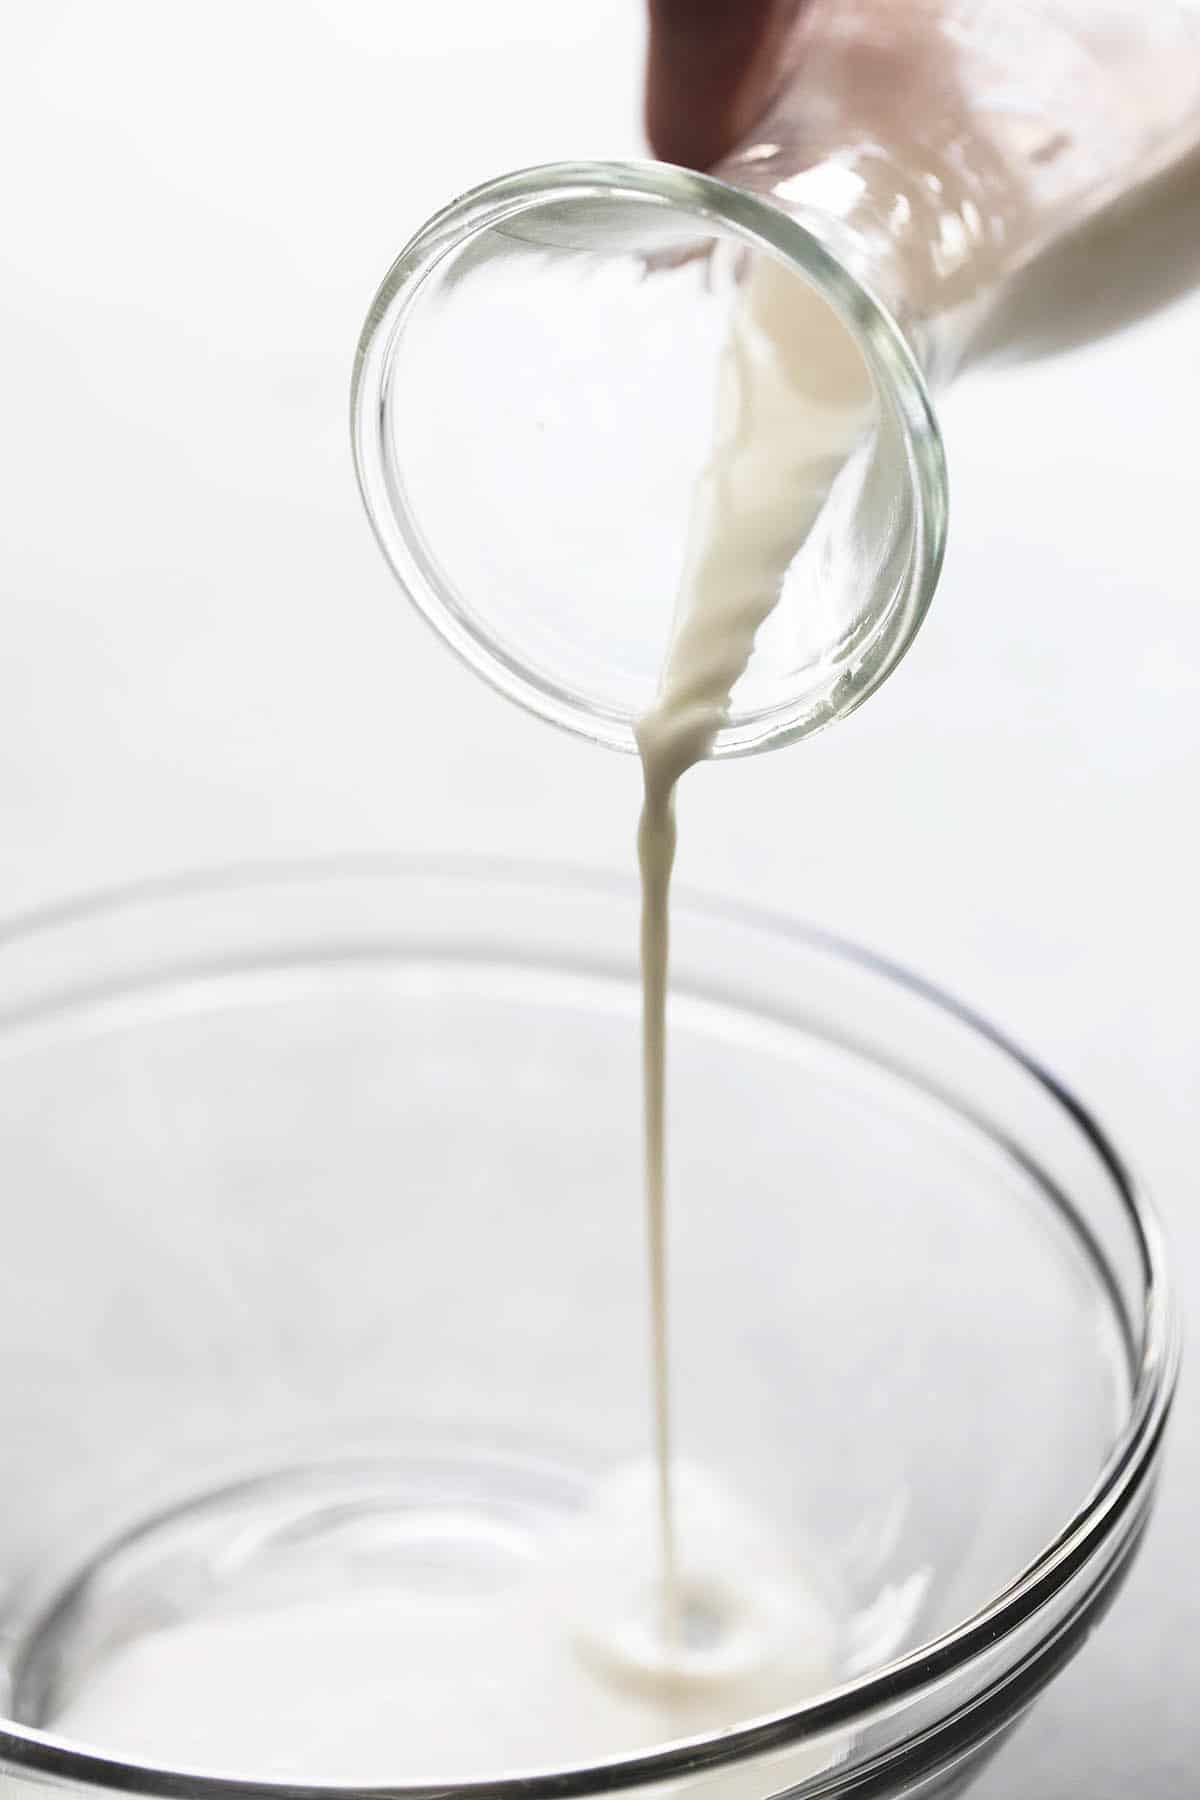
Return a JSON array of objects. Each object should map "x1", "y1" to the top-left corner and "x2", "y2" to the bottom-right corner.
[
  {"x1": 637, "y1": 253, "x2": 872, "y2": 1631},
  {"x1": 52, "y1": 1465, "x2": 836, "y2": 1784}
]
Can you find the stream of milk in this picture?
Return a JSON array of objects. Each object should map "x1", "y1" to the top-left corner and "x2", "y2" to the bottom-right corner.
[
  {"x1": 49, "y1": 253, "x2": 871, "y2": 1783},
  {"x1": 636, "y1": 252, "x2": 873, "y2": 1643}
]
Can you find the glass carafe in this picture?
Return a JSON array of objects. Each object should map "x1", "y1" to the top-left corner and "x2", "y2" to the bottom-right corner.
[{"x1": 352, "y1": 1, "x2": 1200, "y2": 757}]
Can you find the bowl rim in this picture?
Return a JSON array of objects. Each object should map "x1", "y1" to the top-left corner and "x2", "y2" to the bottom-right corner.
[{"x1": 0, "y1": 854, "x2": 1179, "y2": 1799}]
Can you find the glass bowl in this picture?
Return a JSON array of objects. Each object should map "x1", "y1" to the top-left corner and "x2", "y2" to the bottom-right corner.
[{"x1": 0, "y1": 860, "x2": 1177, "y2": 1800}]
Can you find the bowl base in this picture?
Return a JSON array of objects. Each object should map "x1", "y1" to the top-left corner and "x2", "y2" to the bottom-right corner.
[{"x1": 14, "y1": 1449, "x2": 593, "y2": 1768}]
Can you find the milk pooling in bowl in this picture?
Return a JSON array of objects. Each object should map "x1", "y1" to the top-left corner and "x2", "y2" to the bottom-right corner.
[{"x1": 635, "y1": 251, "x2": 874, "y2": 1649}]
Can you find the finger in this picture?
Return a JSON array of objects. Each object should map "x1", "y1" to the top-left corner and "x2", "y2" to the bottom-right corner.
[{"x1": 645, "y1": 0, "x2": 803, "y2": 170}]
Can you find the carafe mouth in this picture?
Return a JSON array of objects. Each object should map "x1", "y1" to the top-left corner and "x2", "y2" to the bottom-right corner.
[{"x1": 351, "y1": 160, "x2": 948, "y2": 758}]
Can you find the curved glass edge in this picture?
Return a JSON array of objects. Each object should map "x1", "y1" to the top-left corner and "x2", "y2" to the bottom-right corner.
[
  {"x1": 0, "y1": 855, "x2": 1175, "y2": 1800},
  {"x1": 350, "y1": 160, "x2": 949, "y2": 761}
]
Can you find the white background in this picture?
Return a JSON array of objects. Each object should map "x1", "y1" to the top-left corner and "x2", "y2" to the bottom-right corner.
[{"x1": 0, "y1": 4, "x2": 1197, "y2": 1793}]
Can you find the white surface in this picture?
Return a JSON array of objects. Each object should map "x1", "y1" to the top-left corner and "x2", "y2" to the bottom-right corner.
[{"x1": 0, "y1": 4, "x2": 1198, "y2": 1795}]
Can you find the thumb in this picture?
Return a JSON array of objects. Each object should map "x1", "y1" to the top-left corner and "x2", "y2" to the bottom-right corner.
[{"x1": 645, "y1": 0, "x2": 804, "y2": 170}]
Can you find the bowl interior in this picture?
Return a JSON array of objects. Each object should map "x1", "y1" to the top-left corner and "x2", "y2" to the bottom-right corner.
[{"x1": 0, "y1": 868, "x2": 1141, "y2": 1781}]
